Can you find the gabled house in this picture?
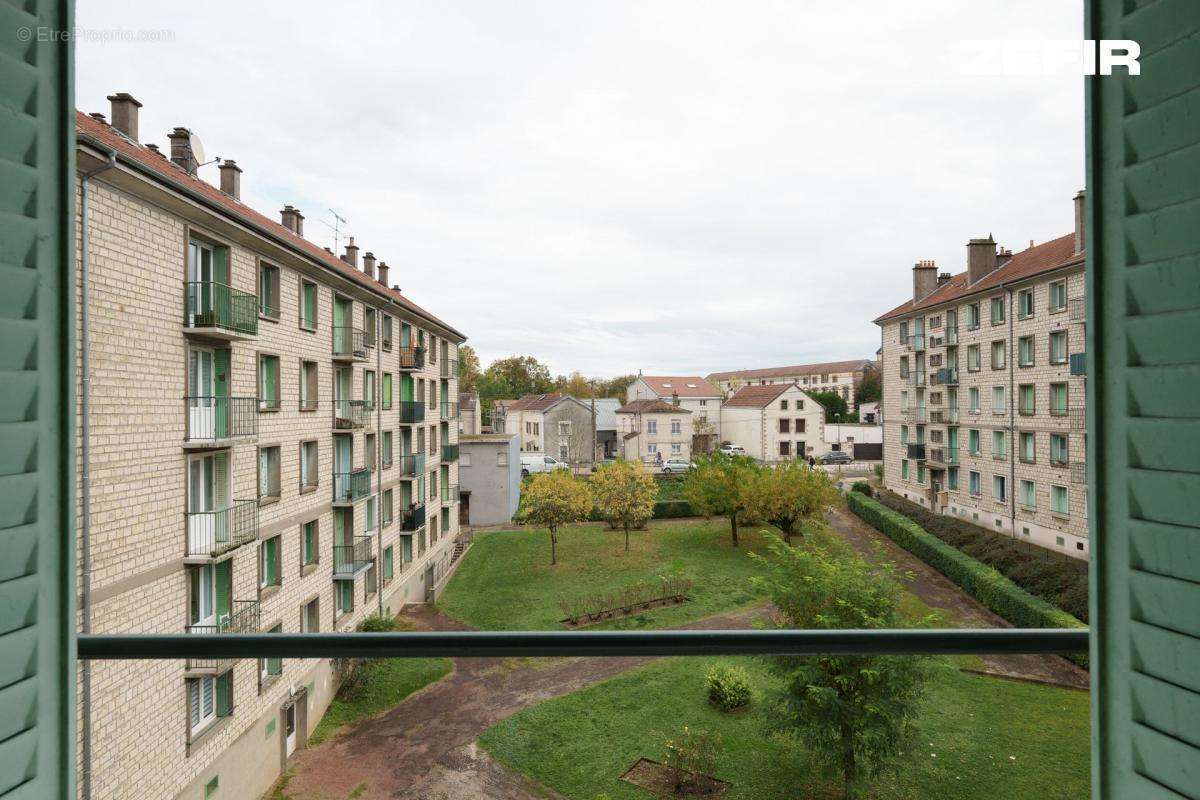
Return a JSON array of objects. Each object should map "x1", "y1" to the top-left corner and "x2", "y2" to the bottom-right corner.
[
  {"x1": 615, "y1": 399, "x2": 694, "y2": 464},
  {"x1": 625, "y1": 374, "x2": 721, "y2": 453},
  {"x1": 502, "y1": 393, "x2": 597, "y2": 464},
  {"x1": 720, "y1": 383, "x2": 825, "y2": 462}
]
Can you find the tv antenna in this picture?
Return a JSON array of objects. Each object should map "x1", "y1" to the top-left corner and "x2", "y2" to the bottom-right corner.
[{"x1": 319, "y1": 209, "x2": 350, "y2": 254}]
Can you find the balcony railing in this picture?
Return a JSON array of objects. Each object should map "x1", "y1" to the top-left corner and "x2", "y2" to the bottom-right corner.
[
  {"x1": 184, "y1": 281, "x2": 258, "y2": 337},
  {"x1": 333, "y1": 468, "x2": 371, "y2": 505},
  {"x1": 399, "y1": 400, "x2": 426, "y2": 424},
  {"x1": 184, "y1": 397, "x2": 258, "y2": 443},
  {"x1": 184, "y1": 599, "x2": 261, "y2": 672},
  {"x1": 334, "y1": 398, "x2": 369, "y2": 429},
  {"x1": 944, "y1": 327, "x2": 959, "y2": 345},
  {"x1": 333, "y1": 536, "x2": 373, "y2": 579},
  {"x1": 1070, "y1": 352, "x2": 1087, "y2": 376},
  {"x1": 930, "y1": 407, "x2": 959, "y2": 424},
  {"x1": 902, "y1": 407, "x2": 927, "y2": 423},
  {"x1": 185, "y1": 500, "x2": 259, "y2": 558},
  {"x1": 909, "y1": 371, "x2": 927, "y2": 387},
  {"x1": 932, "y1": 367, "x2": 959, "y2": 386},
  {"x1": 440, "y1": 401, "x2": 458, "y2": 420},
  {"x1": 401, "y1": 503, "x2": 427, "y2": 532},
  {"x1": 1069, "y1": 297, "x2": 1085, "y2": 322},
  {"x1": 1070, "y1": 406, "x2": 1086, "y2": 430},
  {"x1": 398, "y1": 345, "x2": 425, "y2": 371},
  {"x1": 332, "y1": 326, "x2": 368, "y2": 360},
  {"x1": 441, "y1": 484, "x2": 460, "y2": 504},
  {"x1": 396, "y1": 453, "x2": 426, "y2": 477},
  {"x1": 441, "y1": 358, "x2": 458, "y2": 379},
  {"x1": 906, "y1": 334, "x2": 926, "y2": 351},
  {"x1": 1071, "y1": 461, "x2": 1087, "y2": 485},
  {"x1": 906, "y1": 443, "x2": 927, "y2": 460},
  {"x1": 442, "y1": 443, "x2": 460, "y2": 462}
]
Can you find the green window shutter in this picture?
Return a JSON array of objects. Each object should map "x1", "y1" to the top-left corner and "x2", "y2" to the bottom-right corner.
[
  {"x1": 213, "y1": 451, "x2": 230, "y2": 509},
  {"x1": 1088, "y1": 3, "x2": 1200, "y2": 797},
  {"x1": 212, "y1": 246, "x2": 230, "y2": 285},
  {"x1": 215, "y1": 671, "x2": 233, "y2": 717},
  {"x1": 214, "y1": 560, "x2": 231, "y2": 624},
  {"x1": 383, "y1": 374, "x2": 393, "y2": 407}
]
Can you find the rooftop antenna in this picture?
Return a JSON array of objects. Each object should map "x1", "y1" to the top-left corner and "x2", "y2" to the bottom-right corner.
[{"x1": 319, "y1": 209, "x2": 350, "y2": 254}]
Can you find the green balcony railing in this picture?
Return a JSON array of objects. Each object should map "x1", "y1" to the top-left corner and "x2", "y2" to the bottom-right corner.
[
  {"x1": 185, "y1": 500, "x2": 259, "y2": 558},
  {"x1": 334, "y1": 398, "x2": 369, "y2": 429},
  {"x1": 399, "y1": 400, "x2": 426, "y2": 424},
  {"x1": 440, "y1": 401, "x2": 458, "y2": 420},
  {"x1": 184, "y1": 599, "x2": 261, "y2": 672},
  {"x1": 333, "y1": 536, "x2": 373, "y2": 578},
  {"x1": 442, "y1": 443, "x2": 460, "y2": 462},
  {"x1": 333, "y1": 468, "x2": 371, "y2": 504},
  {"x1": 401, "y1": 503, "x2": 427, "y2": 532},
  {"x1": 397, "y1": 453, "x2": 426, "y2": 477},
  {"x1": 441, "y1": 484, "x2": 460, "y2": 504},
  {"x1": 398, "y1": 346, "x2": 425, "y2": 370},
  {"x1": 184, "y1": 396, "x2": 258, "y2": 442},
  {"x1": 184, "y1": 281, "x2": 258, "y2": 336}
]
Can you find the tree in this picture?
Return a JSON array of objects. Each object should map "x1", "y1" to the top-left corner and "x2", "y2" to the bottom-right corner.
[
  {"x1": 751, "y1": 534, "x2": 932, "y2": 799},
  {"x1": 457, "y1": 345, "x2": 481, "y2": 392},
  {"x1": 553, "y1": 370, "x2": 593, "y2": 398},
  {"x1": 854, "y1": 370, "x2": 881, "y2": 406},
  {"x1": 680, "y1": 453, "x2": 760, "y2": 546},
  {"x1": 750, "y1": 461, "x2": 839, "y2": 543},
  {"x1": 477, "y1": 355, "x2": 555, "y2": 426},
  {"x1": 592, "y1": 373, "x2": 638, "y2": 400},
  {"x1": 591, "y1": 459, "x2": 657, "y2": 552},
  {"x1": 809, "y1": 390, "x2": 850, "y2": 423},
  {"x1": 516, "y1": 471, "x2": 593, "y2": 565}
]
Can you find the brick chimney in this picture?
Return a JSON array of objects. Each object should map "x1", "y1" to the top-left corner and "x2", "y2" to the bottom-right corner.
[
  {"x1": 218, "y1": 159, "x2": 242, "y2": 200},
  {"x1": 280, "y1": 205, "x2": 304, "y2": 236},
  {"x1": 342, "y1": 237, "x2": 359, "y2": 268},
  {"x1": 362, "y1": 251, "x2": 376, "y2": 279},
  {"x1": 88, "y1": 112, "x2": 107, "y2": 124},
  {"x1": 996, "y1": 246, "x2": 1013, "y2": 268},
  {"x1": 966, "y1": 235, "x2": 998, "y2": 284},
  {"x1": 378, "y1": 261, "x2": 390, "y2": 287},
  {"x1": 167, "y1": 127, "x2": 198, "y2": 175},
  {"x1": 912, "y1": 259, "x2": 937, "y2": 301},
  {"x1": 107, "y1": 92, "x2": 141, "y2": 139},
  {"x1": 1073, "y1": 190, "x2": 1086, "y2": 254},
  {"x1": 938, "y1": 271, "x2": 952, "y2": 286}
]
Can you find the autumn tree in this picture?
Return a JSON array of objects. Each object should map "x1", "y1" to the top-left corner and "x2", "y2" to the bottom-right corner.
[
  {"x1": 680, "y1": 453, "x2": 761, "y2": 546},
  {"x1": 751, "y1": 534, "x2": 932, "y2": 799},
  {"x1": 554, "y1": 370, "x2": 593, "y2": 398},
  {"x1": 591, "y1": 459, "x2": 658, "y2": 552},
  {"x1": 808, "y1": 390, "x2": 854, "y2": 423},
  {"x1": 457, "y1": 345, "x2": 481, "y2": 392},
  {"x1": 516, "y1": 470, "x2": 593, "y2": 565},
  {"x1": 750, "y1": 461, "x2": 840, "y2": 543}
]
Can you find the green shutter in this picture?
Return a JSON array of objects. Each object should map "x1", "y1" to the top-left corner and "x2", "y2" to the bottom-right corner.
[
  {"x1": 214, "y1": 349, "x2": 230, "y2": 437},
  {"x1": 0, "y1": 2, "x2": 76, "y2": 792},
  {"x1": 215, "y1": 671, "x2": 233, "y2": 717},
  {"x1": 214, "y1": 560, "x2": 231, "y2": 625},
  {"x1": 1088, "y1": 4, "x2": 1200, "y2": 798},
  {"x1": 212, "y1": 245, "x2": 229, "y2": 285}
]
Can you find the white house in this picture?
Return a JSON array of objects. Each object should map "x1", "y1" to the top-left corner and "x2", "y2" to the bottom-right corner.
[
  {"x1": 625, "y1": 374, "x2": 721, "y2": 452},
  {"x1": 720, "y1": 383, "x2": 825, "y2": 462},
  {"x1": 615, "y1": 399, "x2": 694, "y2": 464}
]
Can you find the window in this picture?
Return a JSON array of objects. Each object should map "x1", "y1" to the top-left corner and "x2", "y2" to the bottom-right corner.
[
  {"x1": 1017, "y1": 289, "x2": 1034, "y2": 318},
  {"x1": 258, "y1": 354, "x2": 280, "y2": 410},
  {"x1": 558, "y1": 444, "x2": 569, "y2": 461},
  {"x1": 966, "y1": 303, "x2": 980, "y2": 330},
  {"x1": 990, "y1": 296, "x2": 1005, "y2": 325},
  {"x1": 299, "y1": 440, "x2": 318, "y2": 491},
  {"x1": 1048, "y1": 280, "x2": 1067, "y2": 312},
  {"x1": 969, "y1": 470, "x2": 981, "y2": 496},
  {"x1": 968, "y1": 429, "x2": 980, "y2": 455},
  {"x1": 917, "y1": 464, "x2": 926, "y2": 484},
  {"x1": 780, "y1": 399, "x2": 789, "y2": 410},
  {"x1": 1018, "y1": 384, "x2": 1035, "y2": 415},
  {"x1": 647, "y1": 420, "x2": 657, "y2": 434},
  {"x1": 260, "y1": 623, "x2": 282, "y2": 684},
  {"x1": 671, "y1": 419, "x2": 681, "y2": 434},
  {"x1": 967, "y1": 344, "x2": 980, "y2": 371},
  {"x1": 1050, "y1": 382, "x2": 1068, "y2": 415},
  {"x1": 365, "y1": 496, "x2": 377, "y2": 534},
  {"x1": 991, "y1": 340, "x2": 1006, "y2": 370},
  {"x1": 258, "y1": 262, "x2": 279, "y2": 318},
  {"x1": 301, "y1": 520, "x2": 318, "y2": 567},
  {"x1": 947, "y1": 467, "x2": 959, "y2": 490},
  {"x1": 899, "y1": 322, "x2": 908, "y2": 343},
  {"x1": 383, "y1": 545, "x2": 394, "y2": 582},
  {"x1": 260, "y1": 535, "x2": 281, "y2": 589},
  {"x1": 992, "y1": 430, "x2": 1006, "y2": 460},
  {"x1": 299, "y1": 280, "x2": 317, "y2": 330},
  {"x1": 558, "y1": 421, "x2": 571, "y2": 436},
  {"x1": 900, "y1": 424, "x2": 909, "y2": 444},
  {"x1": 382, "y1": 373, "x2": 393, "y2": 409},
  {"x1": 300, "y1": 360, "x2": 318, "y2": 410},
  {"x1": 901, "y1": 459, "x2": 909, "y2": 480},
  {"x1": 525, "y1": 422, "x2": 531, "y2": 434},
  {"x1": 969, "y1": 387, "x2": 980, "y2": 413},
  {"x1": 381, "y1": 315, "x2": 393, "y2": 350},
  {"x1": 382, "y1": 489, "x2": 393, "y2": 525},
  {"x1": 381, "y1": 431, "x2": 393, "y2": 468},
  {"x1": 301, "y1": 597, "x2": 319, "y2": 632},
  {"x1": 900, "y1": 390, "x2": 909, "y2": 411},
  {"x1": 364, "y1": 308, "x2": 376, "y2": 347},
  {"x1": 1019, "y1": 431, "x2": 1036, "y2": 463},
  {"x1": 992, "y1": 386, "x2": 1005, "y2": 414},
  {"x1": 1020, "y1": 479, "x2": 1036, "y2": 508},
  {"x1": 1051, "y1": 485, "x2": 1069, "y2": 515},
  {"x1": 336, "y1": 580, "x2": 354, "y2": 617},
  {"x1": 365, "y1": 434, "x2": 376, "y2": 472},
  {"x1": 779, "y1": 441, "x2": 791, "y2": 456},
  {"x1": 929, "y1": 315, "x2": 941, "y2": 328},
  {"x1": 187, "y1": 672, "x2": 231, "y2": 738},
  {"x1": 796, "y1": 419, "x2": 806, "y2": 433},
  {"x1": 648, "y1": 443, "x2": 658, "y2": 454},
  {"x1": 1050, "y1": 433, "x2": 1069, "y2": 465},
  {"x1": 899, "y1": 356, "x2": 909, "y2": 378},
  {"x1": 671, "y1": 443, "x2": 682, "y2": 455},
  {"x1": 258, "y1": 446, "x2": 280, "y2": 501},
  {"x1": 779, "y1": 418, "x2": 791, "y2": 433},
  {"x1": 364, "y1": 370, "x2": 376, "y2": 409},
  {"x1": 1018, "y1": 335, "x2": 1034, "y2": 366},
  {"x1": 1049, "y1": 330, "x2": 1068, "y2": 364},
  {"x1": 402, "y1": 534, "x2": 413, "y2": 563}
]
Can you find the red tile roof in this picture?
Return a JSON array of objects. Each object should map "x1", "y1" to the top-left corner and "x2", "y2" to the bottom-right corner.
[
  {"x1": 507, "y1": 393, "x2": 566, "y2": 412},
  {"x1": 616, "y1": 399, "x2": 692, "y2": 414},
  {"x1": 874, "y1": 234, "x2": 1083, "y2": 324},
  {"x1": 636, "y1": 376, "x2": 721, "y2": 398},
  {"x1": 75, "y1": 111, "x2": 464, "y2": 339},
  {"x1": 708, "y1": 359, "x2": 874, "y2": 382},
  {"x1": 723, "y1": 383, "x2": 794, "y2": 408}
]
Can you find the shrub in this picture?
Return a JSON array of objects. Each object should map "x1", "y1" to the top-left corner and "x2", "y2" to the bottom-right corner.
[
  {"x1": 358, "y1": 613, "x2": 403, "y2": 633},
  {"x1": 846, "y1": 491, "x2": 1088, "y2": 668},
  {"x1": 851, "y1": 481, "x2": 873, "y2": 497},
  {"x1": 557, "y1": 575, "x2": 693, "y2": 624},
  {"x1": 874, "y1": 464, "x2": 884, "y2": 478},
  {"x1": 705, "y1": 665, "x2": 752, "y2": 711},
  {"x1": 653, "y1": 499, "x2": 697, "y2": 518},
  {"x1": 661, "y1": 725, "x2": 722, "y2": 793}
]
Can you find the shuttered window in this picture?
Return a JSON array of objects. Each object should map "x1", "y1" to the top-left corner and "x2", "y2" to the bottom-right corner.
[
  {"x1": 258, "y1": 354, "x2": 280, "y2": 409},
  {"x1": 187, "y1": 677, "x2": 216, "y2": 736},
  {"x1": 382, "y1": 373, "x2": 393, "y2": 409},
  {"x1": 260, "y1": 536, "x2": 280, "y2": 588},
  {"x1": 300, "y1": 280, "x2": 317, "y2": 329},
  {"x1": 302, "y1": 520, "x2": 318, "y2": 566}
]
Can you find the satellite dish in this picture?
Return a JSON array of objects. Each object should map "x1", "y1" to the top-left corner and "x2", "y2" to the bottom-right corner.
[{"x1": 188, "y1": 132, "x2": 206, "y2": 165}]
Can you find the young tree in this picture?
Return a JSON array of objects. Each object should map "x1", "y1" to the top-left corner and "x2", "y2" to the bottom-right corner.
[
  {"x1": 681, "y1": 453, "x2": 760, "y2": 546},
  {"x1": 751, "y1": 535, "x2": 932, "y2": 800},
  {"x1": 516, "y1": 470, "x2": 593, "y2": 565},
  {"x1": 750, "y1": 461, "x2": 840, "y2": 543},
  {"x1": 591, "y1": 459, "x2": 657, "y2": 552}
]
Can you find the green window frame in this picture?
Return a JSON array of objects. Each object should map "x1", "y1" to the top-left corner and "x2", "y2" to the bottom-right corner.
[
  {"x1": 382, "y1": 488, "x2": 393, "y2": 525},
  {"x1": 300, "y1": 280, "x2": 318, "y2": 329},
  {"x1": 1048, "y1": 280, "x2": 1067, "y2": 312},
  {"x1": 1050, "y1": 434, "x2": 1069, "y2": 466},
  {"x1": 947, "y1": 467, "x2": 958, "y2": 490},
  {"x1": 382, "y1": 315, "x2": 393, "y2": 349},
  {"x1": 264, "y1": 624, "x2": 282, "y2": 679},
  {"x1": 1020, "y1": 431, "x2": 1035, "y2": 463},
  {"x1": 968, "y1": 470, "x2": 980, "y2": 496},
  {"x1": 916, "y1": 464, "x2": 926, "y2": 485},
  {"x1": 1050, "y1": 484, "x2": 1068, "y2": 516},
  {"x1": 900, "y1": 424, "x2": 908, "y2": 444},
  {"x1": 216, "y1": 670, "x2": 234, "y2": 718},
  {"x1": 993, "y1": 430, "x2": 1006, "y2": 459},
  {"x1": 1020, "y1": 479, "x2": 1036, "y2": 509},
  {"x1": 258, "y1": 354, "x2": 280, "y2": 410},
  {"x1": 402, "y1": 535, "x2": 414, "y2": 563},
  {"x1": 1019, "y1": 335, "x2": 1034, "y2": 366},
  {"x1": 382, "y1": 431, "x2": 393, "y2": 469},
  {"x1": 900, "y1": 459, "x2": 909, "y2": 480},
  {"x1": 1018, "y1": 289, "x2": 1034, "y2": 318},
  {"x1": 1049, "y1": 383, "x2": 1068, "y2": 415},
  {"x1": 382, "y1": 373, "x2": 393, "y2": 409},
  {"x1": 302, "y1": 520, "x2": 318, "y2": 566},
  {"x1": 968, "y1": 429, "x2": 980, "y2": 455},
  {"x1": 965, "y1": 302, "x2": 980, "y2": 330},
  {"x1": 969, "y1": 387, "x2": 980, "y2": 412},
  {"x1": 302, "y1": 598, "x2": 320, "y2": 632},
  {"x1": 1019, "y1": 384, "x2": 1035, "y2": 415},
  {"x1": 991, "y1": 340, "x2": 1006, "y2": 369},
  {"x1": 383, "y1": 545, "x2": 394, "y2": 581},
  {"x1": 260, "y1": 535, "x2": 281, "y2": 589},
  {"x1": 967, "y1": 343, "x2": 980, "y2": 371},
  {"x1": 990, "y1": 296, "x2": 1005, "y2": 324},
  {"x1": 258, "y1": 262, "x2": 279, "y2": 318},
  {"x1": 993, "y1": 474, "x2": 1006, "y2": 502},
  {"x1": 337, "y1": 580, "x2": 354, "y2": 616},
  {"x1": 1050, "y1": 330, "x2": 1068, "y2": 364}
]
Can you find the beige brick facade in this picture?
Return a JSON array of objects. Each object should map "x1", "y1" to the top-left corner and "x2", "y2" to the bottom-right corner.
[{"x1": 76, "y1": 132, "x2": 465, "y2": 799}]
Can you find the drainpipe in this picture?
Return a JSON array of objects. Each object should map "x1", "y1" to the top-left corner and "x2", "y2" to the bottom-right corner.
[
  {"x1": 79, "y1": 148, "x2": 117, "y2": 800},
  {"x1": 376, "y1": 314, "x2": 384, "y2": 616},
  {"x1": 1007, "y1": 286, "x2": 1017, "y2": 539}
]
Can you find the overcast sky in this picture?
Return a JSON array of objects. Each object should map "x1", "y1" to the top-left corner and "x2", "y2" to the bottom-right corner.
[{"x1": 78, "y1": 1, "x2": 1084, "y2": 378}]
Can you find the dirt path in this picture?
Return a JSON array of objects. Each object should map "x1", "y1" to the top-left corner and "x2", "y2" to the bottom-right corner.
[
  {"x1": 282, "y1": 603, "x2": 770, "y2": 800},
  {"x1": 825, "y1": 505, "x2": 1089, "y2": 690}
]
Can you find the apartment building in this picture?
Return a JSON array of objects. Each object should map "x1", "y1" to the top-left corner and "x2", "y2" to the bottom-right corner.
[
  {"x1": 75, "y1": 96, "x2": 466, "y2": 800},
  {"x1": 707, "y1": 359, "x2": 876, "y2": 412},
  {"x1": 720, "y1": 384, "x2": 825, "y2": 462},
  {"x1": 615, "y1": 399, "x2": 695, "y2": 463},
  {"x1": 625, "y1": 374, "x2": 721, "y2": 453},
  {"x1": 875, "y1": 192, "x2": 1088, "y2": 558}
]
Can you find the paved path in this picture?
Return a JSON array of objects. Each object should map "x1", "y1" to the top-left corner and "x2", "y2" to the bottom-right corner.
[{"x1": 825, "y1": 505, "x2": 1090, "y2": 689}]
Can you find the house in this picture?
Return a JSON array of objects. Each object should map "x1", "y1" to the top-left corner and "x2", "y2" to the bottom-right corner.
[
  {"x1": 458, "y1": 391, "x2": 482, "y2": 435},
  {"x1": 592, "y1": 397, "x2": 621, "y2": 458},
  {"x1": 489, "y1": 398, "x2": 516, "y2": 432},
  {"x1": 720, "y1": 384, "x2": 825, "y2": 461},
  {"x1": 502, "y1": 393, "x2": 597, "y2": 464},
  {"x1": 874, "y1": 192, "x2": 1089, "y2": 559},
  {"x1": 858, "y1": 401, "x2": 880, "y2": 424},
  {"x1": 707, "y1": 359, "x2": 877, "y2": 412},
  {"x1": 459, "y1": 433, "x2": 522, "y2": 525},
  {"x1": 615, "y1": 399, "x2": 694, "y2": 464},
  {"x1": 625, "y1": 374, "x2": 721, "y2": 453}
]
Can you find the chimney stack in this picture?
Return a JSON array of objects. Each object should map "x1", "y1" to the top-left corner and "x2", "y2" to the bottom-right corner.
[
  {"x1": 89, "y1": 112, "x2": 107, "y2": 124},
  {"x1": 912, "y1": 259, "x2": 937, "y2": 302},
  {"x1": 145, "y1": 143, "x2": 164, "y2": 157},
  {"x1": 362, "y1": 251, "x2": 376, "y2": 279},
  {"x1": 106, "y1": 92, "x2": 141, "y2": 139},
  {"x1": 280, "y1": 205, "x2": 304, "y2": 236},
  {"x1": 342, "y1": 236, "x2": 359, "y2": 268},
  {"x1": 996, "y1": 246, "x2": 1013, "y2": 267},
  {"x1": 218, "y1": 159, "x2": 242, "y2": 200},
  {"x1": 938, "y1": 271, "x2": 952, "y2": 286},
  {"x1": 1073, "y1": 190, "x2": 1086, "y2": 254},
  {"x1": 167, "y1": 127, "x2": 198, "y2": 175},
  {"x1": 966, "y1": 235, "x2": 998, "y2": 284},
  {"x1": 378, "y1": 261, "x2": 390, "y2": 287}
]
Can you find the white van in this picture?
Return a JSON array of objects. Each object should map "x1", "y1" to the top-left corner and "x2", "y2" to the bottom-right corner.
[{"x1": 520, "y1": 453, "x2": 570, "y2": 477}]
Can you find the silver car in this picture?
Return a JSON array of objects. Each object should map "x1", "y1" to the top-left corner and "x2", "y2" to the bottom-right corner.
[{"x1": 660, "y1": 457, "x2": 695, "y2": 474}]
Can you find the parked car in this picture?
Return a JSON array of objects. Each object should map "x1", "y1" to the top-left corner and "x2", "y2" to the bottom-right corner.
[
  {"x1": 520, "y1": 453, "x2": 570, "y2": 477},
  {"x1": 659, "y1": 458, "x2": 695, "y2": 474},
  {"x1": 818, "y1": 450, "x2": 854, "y2": 465},
  {"x1": 717, "y1": 444, "x2": 746, "y2": 456}
]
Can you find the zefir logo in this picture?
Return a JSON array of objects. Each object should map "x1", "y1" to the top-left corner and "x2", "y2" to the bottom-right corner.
[{"x1": 958, "y1": 40, "x2": 1141, "y2": 76}]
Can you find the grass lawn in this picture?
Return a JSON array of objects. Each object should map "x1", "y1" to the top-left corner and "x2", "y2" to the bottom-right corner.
[
  {"x1": 307, "y1": 657, "x2": 453, "y2": 746},
  {"x1": 438, "y1": 519, "x2": 772, "y2": 630},
  {"x1": 479, "y1": 655, "x2": 1090, "y2": 800}
]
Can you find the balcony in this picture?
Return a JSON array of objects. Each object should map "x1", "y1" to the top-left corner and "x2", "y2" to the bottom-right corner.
[
  {"x1": 183, "y1": 281, "x2": 258, "y2": 339},
  {"x1": 441, "y1": 484, "x2": 460, "y2": 504},
  {"x1": 932, "y1": 367, "x2": 959, "y2": 386},
  {"x1": 1070, "y1": 406, "x2": 1086, "y2": 430},
  {"x1": 399, "y1": 400, "x2": 426, "y2": 424},
  {"x1": 1070, "y1": 352, "x2": 1087, "y2": 376},
  {"x1": 928, "y1": 334, "x2": 944, "y2": 347},
  {"x1": 184, "y1": 599, "x2": 260, "y2": 674},
  {"x1": 398, "y1": 345, "x2": 425, "y2": 371},
  {"x1": 333, "y1": 536, "x2": 373, "y2": 579},
  {"x1": 930, "y1": 407, "x2": 959, "y2": 424},
  {"x1": 1069, "y1": 297, "x2": 1085, "y2": 323},
  {"x1": 1071, "y1": 461, "x2": 1087, "y2": 485},
  {"x1": 185, "y1": 500, "x2": 259, "y2": 559},
  {"x1": 401, "y1": 503, "x2": 427, "y2": 532},
  {"x1": 906, "y1": 443, "x2": 927, "y2": 461},
  {"x1": 332, "y1": 326, "x2": 368, "y2": 361},
  {"x1": 334, "y1": 398, "x2": 369, "y2": 430},
  {"x1": 396, "y1": 453, "x2": 426, "y2": 477},
  {"x1": 909, "y1": 371, "x2": 927, "y2": 388},
  {"x1": 902, "y1": 407, "x2": 927, "y2": 423},
  {"x1": 906, "y1": 334, "x2": 926, "y2": 352},
  {"x1": 944, "y1": 327, "x2": 959, "y2": 345},
  {"x1": 183, "y1": 397, "x2": 258, "y2": 447},
  {"x1": 440, "y1": 401, "x2": 458, "y2": 420},
  {"x1": 442, "y1": 443, "x2": 460, "y2": 462},
  {"x1": 441, "y1": 358, "x2": 459, "y2": 379},
  {"x1": 927, "y1": 447, "x2": 947, "y2": 466},
  {"x1": 333, "y1": 468, "x2": 371, "y2": 505}
]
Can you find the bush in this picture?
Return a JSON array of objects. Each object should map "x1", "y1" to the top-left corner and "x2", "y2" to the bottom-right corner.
[
  {"x1": 662, "y1": 725, "x2": 722, "y2": 793},
  {"x1": 358, "y1": 613, "x2": 404, "y2": 633},
  {"x1": 846, "y1": 491, "x2": 1088, "y2": 668},
  {"x1": 653, "y1": 499, "x2": 697, "y2": 518},
  {"x1": 851, "y1": 481, "x2": 873, "y2": 497},
  {"x1": 705, "y1": 665, "x2": 752, "y2": 711}
]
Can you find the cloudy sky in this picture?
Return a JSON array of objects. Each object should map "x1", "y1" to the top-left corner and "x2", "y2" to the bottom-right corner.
[{"x1": 77, "y1": 1, "x2": 1084, "y2": 378}]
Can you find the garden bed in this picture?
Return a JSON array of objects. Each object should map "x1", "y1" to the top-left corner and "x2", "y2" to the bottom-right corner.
[
  {"x1": 620, "y1": 757, "x2": 729, "y2": 798},
  {"x1": 558, "y1": 576, "x2": 693, "y2": 627},
  {"x1": 561, "y1": 595, "x2": 689, "y2": 628}
]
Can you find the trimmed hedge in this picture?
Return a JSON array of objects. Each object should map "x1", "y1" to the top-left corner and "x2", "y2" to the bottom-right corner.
[
  {"x1": 847, "y1": 492, "x2": 1087, "y2": 668},
  {"x1": 654, "y1": 499, "x2": 697, "y2": 519}
]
